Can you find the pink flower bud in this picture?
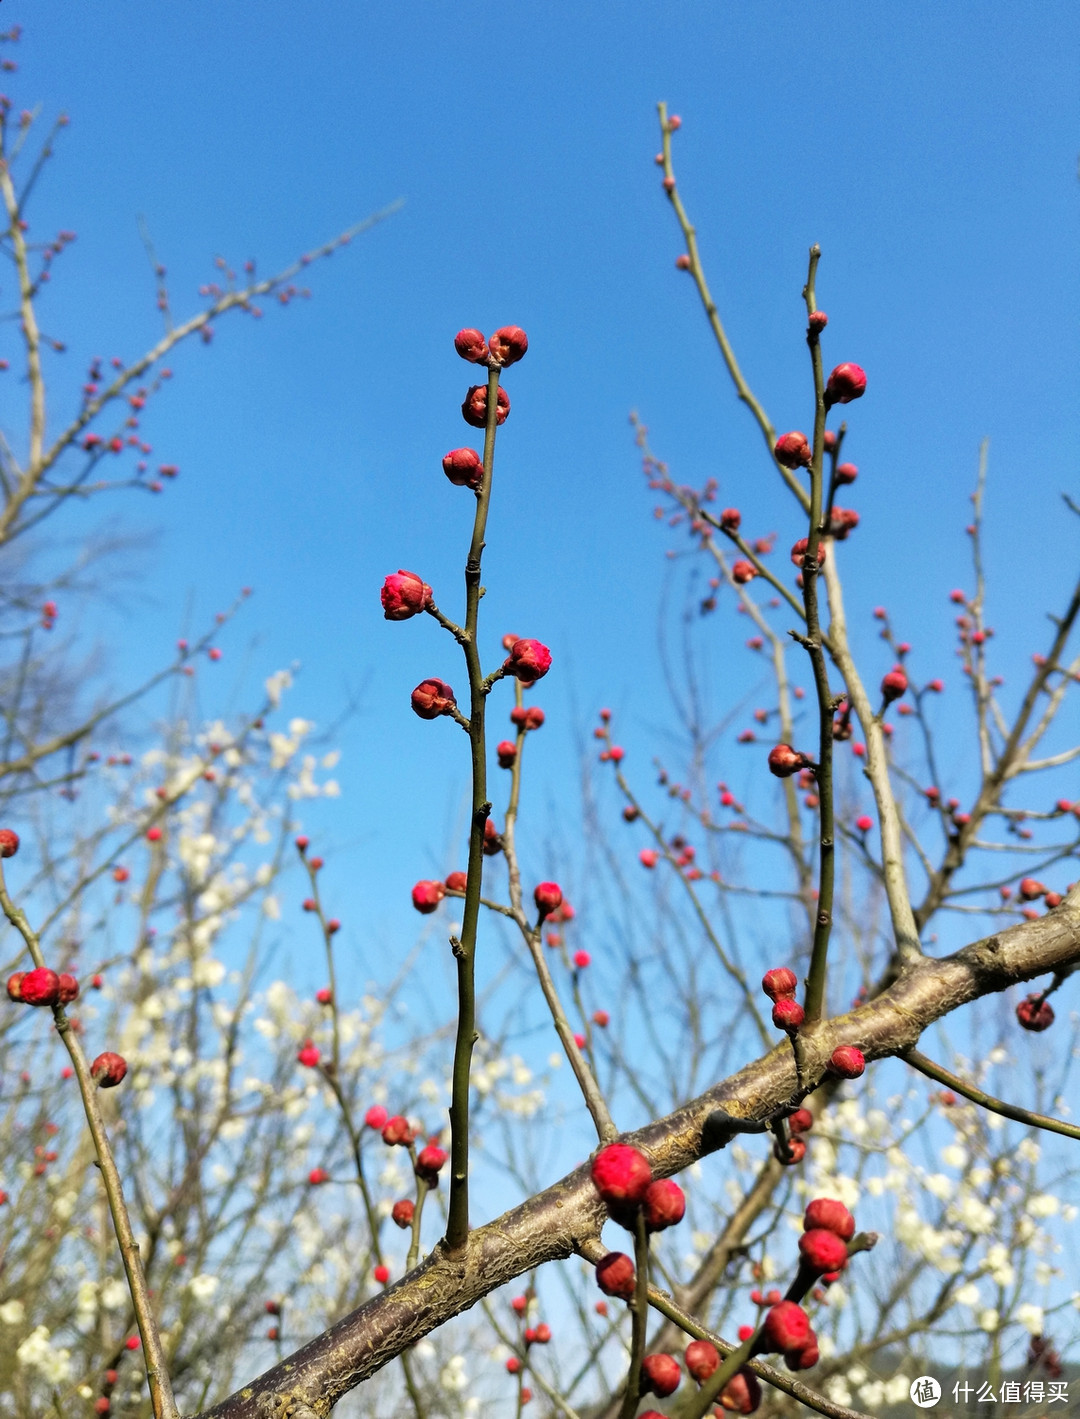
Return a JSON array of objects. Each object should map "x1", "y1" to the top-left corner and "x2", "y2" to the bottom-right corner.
[
  {"x1": 642, "y1": 1178, "x2": 685, "y2": 1232},
  {"x1": 453, "y1": 328, "x2": 489, "y2": 363},
  {"x1": 855, "y1": 815, "x2": 873, "y2": 832},
  {"x1": 381, "y1": 570, "x2": 431, "y2": 621},
  {"x1": 675, "y1": 253, "x2": 692, "y2": 270},
  {"x1": 719, "y1": 507, "x2": 741, "y2": 531},
  {"x1": 808, "y1": 310, "x2": 828, "y2": 333},
  {"x1": 798, "y1": 1228, "x2": 849, "y2": 1273},
  {"x1": 828, "y1": 507, "x2": 859, "y2": 539},
  {"x1": 461, "y1": 384, "x2": 510, "y2": 428},
  {"x1": 445, "y1": 871, "x2": 468, "y2": 892},
  {"x1": 504, "y1": 637, "x2": 552, "y2": 684},
  {"x1": 411, "y1": 678, "x2": 457, "y2": 720},
  {"x1": 497, "y1": 740, "x2": 518, "y2": 768},
  {"x1": 510, "y1": 705, "x2": 546, "y2": 731},
  {"x1": 881, "y1": 666, "x2": 907, "y2": 703},
  {"x1": 442, "y1": 446, "x2": 484, "y2": 489},
  {"x1": 411, "y1": 879, "x2": 445, "y2": 913},
  {"x1": 825, "y1": 362, "x2": 867, "y2": 407},
  {"x1": 762, "y1": 966, "x2": 798, "y2": 1000},
  {"x1": 731, "y1": 560, "x2": 757, "y2": 584},
  {"x1": 639, "y1": 849, "x2": 658, "y2": 868},
  {"x1": 762, "y1": 1301, "x2": 811, "y2": 1353},
  {"x1": 591, "y1": 1143, "x2": 652, "y2": 1208},
  {"x1": 297, "y1": 1041, "x2": 320, "y2": 1068},
  {"x1": 595, "y1": 1251, "x2": 636, "y2": 1299},
  {"x1": 835, "y1": 461, "x2": 858, "y2": 484},
  {"x1": 417, "y1": 1143, "x2": 448, "y2": 1176},
  {"x1": 18, "y1": 967, "x2": 61, "y2": 1007},
  {"x1": 828, "y1": 1045, "x2": 865, "y2": 1078},
  {"x1": 774, "y1": 432, "x2": 811, "y2": 468},
  {"x1": 315, "y1": 988, "x2": 332, "y2": 1005},
  {"x1": 373, "y1": 1264, "x2": 390, "y2": 1284},
  {"x1": 804, "y1": 1198, "x2": 856, "y2": 1239},
  {"x1": 1016, "y1": 994, "x2": 1054, "y2": 1032},
  {"x1": 308, "y1": 1167, "x2": 330, "y2": 1185},
  {"x1": 788, "y1": 1107, "x2": 814, "y2": 1134},
  {"x1": 1018, "y1": 878, "x2": 1046, "y2": 901},
  {"x1": 0, "y1": 828, "x2": 19, "y2": 857},
  {"x1": 772, "y1": 998, "x2": 805, "y2": 1031},
  {"x1": 392, "y1": 1198, "x2": 414, "y2": 1228},
  {"x1": 685, "y1": 1339, "x2": 720, "y2": 1382},
  {"x1": 790, "y1": 537, "x2": 827, "y2": 569},
  {"x1": 488, "y1": 325, "x2": 528, "y2": 366},
  {"x1": 364, "y1": 1105, "x2": 389, "y2": 1130},
  {"x1": 511, "y1": 1295, "x2": 528, "y2": 1314},
  {"x1": 719, "y1": 1370, "x2": 761, "y2": 1414},
  {"x1": 641, "y1": 1354, "x2": 681, "y2": 1398},
  {"x1": 768, "y1": 744, "x2": 810, "y2": 778},
  {"x1": 381, "y1": 1115, "x2": 414, "y2": 1146},
  {"x1": 573, "y1": 949, "x2": 590, "y2": 968},
  {"x1": 90, "y1": 1051, "x2": 128, "y2": 1088}
]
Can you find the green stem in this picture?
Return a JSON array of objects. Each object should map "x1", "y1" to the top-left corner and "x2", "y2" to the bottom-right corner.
[
  {"x1": 902, "y1": 1048, "x2": 1080, "y2": 1142},
  {"x1": 446, "y1": 363, "x2": 502, "y2": 1250},
  {"x1": 800, "y1": 245, "x2": 836, "y2": 1025},
  {"x1": 618, "y1": 1212, "x2": 650, "y2": 1419}
]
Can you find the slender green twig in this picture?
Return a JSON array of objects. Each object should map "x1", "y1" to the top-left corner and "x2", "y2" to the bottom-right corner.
[
  {"x1": 902, "y1": 1048, "x2": 1080, "y2": 1142},
  {"x1": 618, "y1": 1212, "x2": 650, "y2": 1419}
]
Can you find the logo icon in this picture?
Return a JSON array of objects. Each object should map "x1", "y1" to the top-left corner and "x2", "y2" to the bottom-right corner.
[{"x1": 910, "y1": 1376, "x2": 941, "y2": 1408}]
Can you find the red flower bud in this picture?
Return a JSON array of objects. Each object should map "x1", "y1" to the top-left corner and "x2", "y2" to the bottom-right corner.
[
  {"x1": 381, "y1": 570, "x2": 431, "y2": 621},
  {"x1": 675, "y1": 254, "x2": 692, "y2": 270},
  {"x1": 504, "y1": 638, "x2": 552, "y2": 684},
  {"x1": 461, "y1": 384, "x2": 510, "y2": 428},
  {"x1": 57, "y1": 973, "x2": 79, "y2": 1004},
  {"x1": 505, "y1": 1356, "x2": 521, "y2": 1374},
  {"x1": 768, "y1": 744, "x2": 809, "y2": 779},
  {"x1": 642, "y1": 1177, "x2": 685, "y2": 1231},
  {"x1": 761, "y1": 1300, "x2": 811, "y2": 1353},
  {"x1": 785, "y1": 1340, "x2": 820, "y2": 1371},
  {"x1": 417, "y1": 1143, "x2": 447, "y2": 1175},
  {"x1": 265, "y1": 1301, "x2": 281, "y2": 1315},
  {"x1": 788, "y1": 1107, "x2": 814, "y2": 1134},
  {"x1": 18, "y1": 967, "x2": 61, "y2": 1007},
  {"x1": 825, "y1": 362, "x2": 867, "y2": 407},
  {"x1": 511, "y1": 1295, "x2": 527, "y2": 1313},
  {"x1": 483, "y1": 819, "x2": 503, "y2": 855},
  {"x1": 828, "y1": 1045, "x2": 865, "y2": 1078},
  {"x1": 772, "y1": 997, "x2": 805, "y2": 1031},
  {"x1": 641, "y1": 1354, "x2": 681, "y2": 1397},
  {"x1": 685, "y1": 1339, "x2": 719, "y2": 1382},
  {"x1": 90, "y1": 1051, "x2": 128, "y2": 1088},
  {"x1": 718, "y1": 1370, "x2": 761, "y2": 1414},
  {"x1": 790, "y1": 537, "x2": 827, "y2": 569},
  {"x1": 497, "y1": 740, "x2": 518, "y2": 768},
  {"x1": 453, "y1": 328, "x2": 489, "y2": 363},
  {"x1": 761, "y1": 966, "x2": 798, "y2": 1000},
  {"x1": 411, "y1": 678, "x2": 457, "y2": 720},
  {"x1": 442, "y1": 446, "x2": 484, "y2": 489},
  {"x1": 534, "y1": 1322, "x2": 550, "y2": 1343},
  {"x1": 881, "y1": 667, "x2": 907, "y2": 703},
  {"x1": 1016, "y1": 994, "x2": 1054, "y2": 1032},
  {"x1": 0, "y1": 828, "x2": 19, "y2": 857},
  {"x1": 297, "y1": 1041, "x2": 320, "y2": 1068},
  {"x1": 804, "y1": 1197, "x2": 856, "y2": 1240},
  {"x1": 534, "y1": 881, "x2": 563, "y2": 917},
  {"x1": 308, "y1": 1167, "x2": 330, "y2": 1185},
  {"x1": 591, "y1": 1143, "x2": 652, "y2": 1208},
  {"x1": 316, "y1": 988, "x2": 332, "y2": 1005},
  {"x1": 411, "y1": 880, "x2": 445, "y2": 914},
  {"x1": 381, "y1": 1115, "x2": 414, "y2": 1146},
  {"x1": 595, "y1": 1251, "x2": 636, "y2": 1299},
  {"x1": 6, "y1": 972, "x2": 25, "y2": 1001},
  {"x1": 731, "y1": 560, "x2": 757, "y2": 584},
  {"x1": 639, "y1": 849, "x2": 658, "y2": 868},
  {"x1": 719, "y1": 508, "x2": 741, "y2": 532},
  {"x1": 373, "y1": 1264, "x2": 390, "y2": 1284},
  {"x1": 776, "y1": 1135, "x2": 807, "y2": 1165},
  {"x1": 808, "y1": 310, "x2": 828, "y2": 333},
  {"x1": 835, "y1": 461, "x2": 858, "y2": 485},
  {"x1": 510, "y1": 704, "x2": 545, "y2": 731},
  {"x1": 828, "y1": 507, "x2": 859, "y2": 539},
  {"x1": 364, "y1": 1105, "x2": 389, "y2": 1130},
  {"x1": 444, "y1": 871, "x2": 468, "y2": 893},
  {"x1": 488, "y1": 325, "x2": 528, "y2": 366},
  {"x1": 1018, "y1": 877, "x2": 1046, "y2": 901},
  {"x1": 855, "y1": 815, "x2": 873, "y2": 832},
  {"x1": 774, "y1": 432, "x2": 812, "y2": 469},
  {"x1": 798, "y1": 1228, "x2": 849, "y2": 1273}
]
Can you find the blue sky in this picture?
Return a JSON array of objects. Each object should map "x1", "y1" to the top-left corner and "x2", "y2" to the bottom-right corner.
[{"x1": 5, "y1": 3, "x2": 1079, "y2": 988}]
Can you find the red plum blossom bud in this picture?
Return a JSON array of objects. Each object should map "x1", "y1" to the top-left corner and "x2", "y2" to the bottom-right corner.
[
  {"x1": 442, "y1": 447, "x2": 484, "y2": 488},
  {"x1": 675, "y1": 254, "x2": 691, "y2": 270},
  {"x1": 392, "y1": 1199, "x2": 415, "y2": 1228},
  {"x1": 504, "y1": 638, "x2": 552, "y2": 684},
  {"x1": 685, "y1": 1339, "x2": 719, "y2": 1382},
  {"x1": 768, "y1": 744, "x2": 810, "y2": 778},
  {"x1": 881, "y1": 667, "x2": 908, "y2": 703},
  {"x1": 1018, "y1": 878, "x2": 1046, "y2": 901},
  {"x1": 453, "y1": 328, "x2": 489, "y2": 363},
  {"x1": 6, "y1": 972, "x2": 25, "y2": 1001},
  {"x1": 483, "y1": 819, "x2": 503, "y2": 855},
  {"x1": 762, "y1": 967, "x2": 798, "y2": 1000},
  {"x1": 1016, "y1": 994, "x2": 1054, "y2": 1031},
  {"x1": 855, "y1": 815, "x2": 873, "y2": 832},
  {"x1": 828, "y1": 507, "x2": 859, "y2": 539},
  {"x1": 732, "y1": 560, "x2": 757, "y2": 584},
  {"x1": 411, "y1": 880, "x2": 445, "y2": 914},
  {"x1": 825, "y1": 362, "x2": 867, "y2": 407},
  {"x1": 804, "y1": 1198, "x2": 856, "y2": 1240},
  {"x1": 774, "y1": 432, "x2": 811, "y2": 468},
  {"x1": 0, "y1": 828, "x2": 19, "y2": 857},
  {"x1": 639, "y1": 848, "x2": 658, "y2": 868},
  {"x1": 534, "y1": 882, "x2": 563, "y2": 916},
  {"x1": 719, "y1": 508, "x2": 741, "y2": 531},
  {"x1": 643, "y1": 1178, "x2": 685, "y2": 1231},
  {"x1": 776, "y1": 1136, "x2": 807, "y2": 1164},
  {"x1": 381, "y1": 1115, "x2": 414, "y2": 1145},
  {"x1": 828, "y1": 1045, "x2": 865, "y2": 1078},
  {"x1": 808, "y1": 310, "x2": 828, "y2": 333},
  {"x1": 373, "y1": 1264, "x2": 390, "y2": 1284},
  {"x1": 364, "y1": 1105, "x2": 389, "y2": 1130},
  {"x1": 595, "y1": 1252, "x2": 636, "y2": 1299},
  {"x1": 718, "y1": 1370, "x2": 761, "y2": 1414},
  {"x1": 497, "y1": 740, "x2": 517, "y2": 768},
  {"x1": 57, "y1": 973, "x2": 79, "y2": 1004},
  {"x1": 90, "y1": 1052, "x2": 127, "y2": 1088},
  {"x1": 761, "y1": 1301, "x2": 811, "y2": 1353},
  {"x1": 461, "y1": 384, "x2": 510, "y2": 428},
  {"x1": 798, "y1": 1228, "x2": 849, "y2": 1273},
  {"x1": 835, "y1": 462, "x2": 858, "y2": 484},
  {"x1": 510, "y1": 705, "x2": 545, "y2": 731},
  {"x1": 381, "y1": 570, "x2": 431, "y2": 621},
  {"x1": 18, "y1": 967, "x2": 61, "y2": 1007},
  {"x1": 785, "y1": 1341, "x2": 820, "y2": 1371},
  {"x1": 308, "y1": 1167, "x2": 330, "y2": 1185},
  {"x1": 788, "y1": 1107, "x2": 814, "y2": 1134},
  {"x1": 641, "y1": 1354, "x2": 681, "y2": 1398},
  {"x1": 445, "y1": 871, "x2": 468, "y2": 892},
  {"x1": 591, "y1": 1143, "x2": 652, "y2": 1211},
  {"x1": 772, "y1": 998, "x2": 805, "y2": 1031},
  {"x1": 790, "y1": 537, "x2": 827, "y2": 569},
  {"x1": 488, "y1": 325, "x2": 528, "y2": 366},
  {"x1": 297, "y1": 1041, "x2": 320, "y2": 1068},
  {"x1": 411, "y1": 678, "x2": 457, "y2": 720},
  {"x1": 417, "y1": 1143, "x2": 448, "y2": 1176}
]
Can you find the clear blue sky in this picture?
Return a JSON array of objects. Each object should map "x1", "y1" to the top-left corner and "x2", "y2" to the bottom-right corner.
[{"x1": 7, "y1": 3, "x2": 1079, "y2": 984}]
